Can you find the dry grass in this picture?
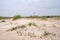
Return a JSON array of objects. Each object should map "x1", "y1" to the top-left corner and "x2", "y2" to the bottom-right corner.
[
  {"x1": 1, "y1": 19, "x2": 5, "y2": 22},
  {"x1": 20, "y1": 25, "x2": 26, "y2": 28},
  {"x1": 43, "y1": 31, "x2": 51, "y2": 37},
  {"x1": 6, "y1": 25, "x2": 26, "y2": 32},
  {"x1": 43, "y1": 31, "x2": 56, "y2": 37}
]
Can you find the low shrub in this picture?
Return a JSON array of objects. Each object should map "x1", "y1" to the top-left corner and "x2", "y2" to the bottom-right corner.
[{"x1": 13, "y1": 15, "x2": 21, "y2": 20}]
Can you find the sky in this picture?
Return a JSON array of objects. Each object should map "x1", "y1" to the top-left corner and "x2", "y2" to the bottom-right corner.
[{"x1": 0, "y1": 0, "x2": 60, "y2": 17}]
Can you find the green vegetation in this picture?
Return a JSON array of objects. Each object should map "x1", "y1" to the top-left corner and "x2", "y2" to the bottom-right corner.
[
  {"x1": 26, "y1": 16, "x2": 60, "y2": 20},
  {"x1": 26, "y1": 16, "x2": 40, "y2": 18},
  {"x1": 28, "y1": 22, "x2": 37, "y2": 26},
  {"x1": 6, "y1": 23, "x2": 37, "y2": 32},
  {"x1": 13, "y1": 15, "x2": 21, "y2": 20},
  {"x1": 40, "y1": 16, "x2": 47, "y2": 20},
  {"x1": 28, "y1": 22, "x2": 33, "y2": 26},
  {"x1": 0, "y1": 16, "x2": 11, "y2": 20},
  {"x1": 0, "y1": 15, "x2": 60, "y2": 20},
  {"x1": 0, "y1": 16, "x2": 4, "y2": 20}
]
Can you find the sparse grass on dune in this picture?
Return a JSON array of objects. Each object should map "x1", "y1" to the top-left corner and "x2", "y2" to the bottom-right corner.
[
  {"x1": 28, "y1": 22, "x2": 37, "y2": 27},
  {"x1": 6, "y1": 22, "x2": 37, "y2": 32},
  {"x1": 42, "y1": 31, "x2": 56, "y2": 38},
  {"x1": 6, "y1": 25, "x2": 26, "y2": 32},
  {"x1": 3, "y1": 17, "x2": 60, "y2": 40}
]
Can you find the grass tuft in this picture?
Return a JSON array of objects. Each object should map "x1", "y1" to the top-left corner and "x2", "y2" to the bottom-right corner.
[
  {"x1": 20, "y1": 25, "x2": 26, "y2": 28},
  {"x1": 28, "y1": 22, "x2": 37, "y2": 26},
  {"x1": 43, "y1": 31, "x2": 51, "y2": 37}
]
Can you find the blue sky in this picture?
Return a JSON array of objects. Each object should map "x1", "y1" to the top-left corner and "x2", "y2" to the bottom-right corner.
[{"x1": 0, "y1": 0, "x2": 60, "y2": 17}]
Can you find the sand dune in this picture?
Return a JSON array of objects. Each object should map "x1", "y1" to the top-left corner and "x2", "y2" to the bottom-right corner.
[{"x1": 0, "y1": 18, "x2": 60, "y2": 40}]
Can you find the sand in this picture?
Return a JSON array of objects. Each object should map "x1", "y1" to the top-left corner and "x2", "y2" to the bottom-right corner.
[{"x1": 0, "y1": 18, "x2": 60, "y2": 40}]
